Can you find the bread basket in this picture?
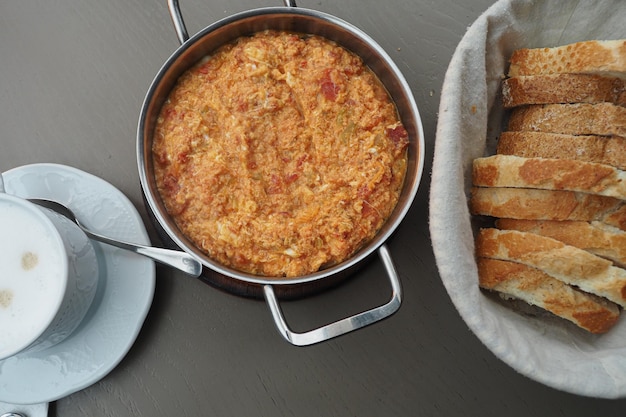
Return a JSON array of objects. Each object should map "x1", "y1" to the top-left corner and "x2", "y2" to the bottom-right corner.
[{"x1": 430, "y1": 0, "x2": 626, "y2": 399}]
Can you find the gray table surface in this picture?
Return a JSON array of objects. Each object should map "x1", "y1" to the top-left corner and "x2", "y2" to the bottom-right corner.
[{"x1": 1, "y1": 0, "x2": 625, "y2": 416}]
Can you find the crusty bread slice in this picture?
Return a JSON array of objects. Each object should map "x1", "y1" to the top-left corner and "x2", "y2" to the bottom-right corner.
[
  {"x1": 478, "y1": 257, "x2": 620, "y2": 334},
  {"x1": 502, "y1": 74, "x2": 626, "y2": 108},
  {"x1": 496, "y1": 131, "x2": 626, "y2": 170},
  {"x1": 472, "y1": 154, "x2": 626, "y2": 199},
  {"x1": 496, "y1": 218, "x2": 626, "y2": 268},
  {"x1": 469, "y1": 187, "x2": 626, "y2": 230},
  {"x1": 476, "y1": 228, "x2": 626, "y2": 308},
  {"x1": 507, "y1": 39, "x2": 626, "y2": 79},
  {"x1": 507, "y1": 103, "x2": 626, "y2": 137}
]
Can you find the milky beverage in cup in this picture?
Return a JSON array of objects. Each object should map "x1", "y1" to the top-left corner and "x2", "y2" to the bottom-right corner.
[
  {"x1": 0, "y1": 175, "x2": 99, "y2": 361},
  {"x1": 0, "y1": 196, "x2": 67, "y2": 358}
]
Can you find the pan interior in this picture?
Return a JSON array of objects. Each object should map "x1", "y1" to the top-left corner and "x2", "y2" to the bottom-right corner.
[{"x1": 138, "y1": 7, "x2": 424, "y2": 286}]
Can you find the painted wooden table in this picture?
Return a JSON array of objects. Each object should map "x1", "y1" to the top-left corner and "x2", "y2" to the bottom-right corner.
[{"x1": 1, "y1": 0, "x2": 625, "y2": 415}]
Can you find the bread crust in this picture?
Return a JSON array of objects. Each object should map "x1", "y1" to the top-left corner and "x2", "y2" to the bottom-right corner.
[
  {"x1": 507, "y1": 103, "x2": 626, "y2": 137},
  {"x1": 496, "y1": 218, "x2": 626, "y2": 268},
  {"x1": 502, "y1": 74, "x2": 626, "y2": 108},
  {"x1": 508, "y1": 40, "x2": 626, "y2": 78},
  {"x1": 476, "y1": 228, "x2": 626, "y2": 308},
  {"x1": 497, "y1": 131, "x2": 626, "y2": 170},
  {"x1": 478, "y1": 257, "x2": 620, "y2": 334},
  {"x1": 473, "y1": 155, "x2": 626, "y2": 199},
  {"x1": 469, "y1": 187, "x2": 626, "y2": 230}
]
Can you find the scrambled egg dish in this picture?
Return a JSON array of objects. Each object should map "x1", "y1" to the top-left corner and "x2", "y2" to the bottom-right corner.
[{"x1": 153, "y1": 30, "x2": 409, "y2": 277}]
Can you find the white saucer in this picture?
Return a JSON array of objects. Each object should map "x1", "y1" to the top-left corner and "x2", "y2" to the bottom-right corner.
[{"x1": 0, "y1": 163, "x2": 156, "y2": 405}]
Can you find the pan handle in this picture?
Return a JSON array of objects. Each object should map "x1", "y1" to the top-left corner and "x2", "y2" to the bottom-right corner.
[
  {"x1": 168, "y1": 0, "x2": 298, "y2": 45},
  {"x1": 263, "y1": 244, "x2": 402, "y2": 346},
  {"x1": 168, "y1": 0, "x2": 189, "y2": 45}
]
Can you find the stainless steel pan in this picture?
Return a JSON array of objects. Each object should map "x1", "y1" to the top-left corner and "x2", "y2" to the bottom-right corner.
[{"x1": 137, "y1": 0, "x2": 425, "y2": 345}]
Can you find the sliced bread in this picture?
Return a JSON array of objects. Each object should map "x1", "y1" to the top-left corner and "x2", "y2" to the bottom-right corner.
[
  {"x1": 507, "y1": 39, "x2": 626, "y2": 79},
  {"x1": 495, "y1": 218, "x2": 626, "y2": 268},
  {"x1": 469, "y1": 187, "x2": 626, "y2": 230},
  {"x1": 502, "y1": 74, "x2": 626, "y2": 108},
  {"x1": 507, "y1": 103, "x2": 626, "y2": 137},
  {"x1": 472, "y1": 154, "x2": 626, "y2": 199},
  {"x1": 478, "y1": 257, "x2": 620, "y2": 334},
  {"x1": 496, "y1": 131, "x2": 626, "y2": 170},
  {"x1": 476, "y1": 228, "x2": 626, "y2": 308}
]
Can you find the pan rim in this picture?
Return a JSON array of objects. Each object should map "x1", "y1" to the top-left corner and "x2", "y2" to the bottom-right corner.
[{"x1": 137, "y1": 6, "x2": 425, "y2": 286}]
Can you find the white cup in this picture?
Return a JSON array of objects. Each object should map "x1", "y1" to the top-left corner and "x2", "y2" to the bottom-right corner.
[{"x1": 0, "y1": 173, "x2": 99, "y2": 361}]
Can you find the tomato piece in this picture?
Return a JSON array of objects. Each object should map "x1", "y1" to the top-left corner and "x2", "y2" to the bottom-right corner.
[
  {"x1": 177, "y1": 151, "x2": 189, "y2": 164},
  {"x1": 285, "y1": 172, "x2": 299, "y2": 184},
  {"x1": 320, "y1": 70, "x2": 339, "y2": 101},
  {"x1": 296, "y1": 153, "x2": 309, "y2": 168},
  {"x1": 266, "y1": 173, "x2": 283, "y2": 194},
  {"x1": 321, "y1": 80, "x2": 339, "y2": 101},
  {"x1": 387, "y1": 125, "x2": 409, "y2": 149}
]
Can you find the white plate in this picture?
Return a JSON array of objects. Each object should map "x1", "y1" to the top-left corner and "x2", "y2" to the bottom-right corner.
[
  {"x1": 0, "y1": 163, "x2": 156, "y2": 404},
  {"x1": 430, "y1": 0, "x2": 626, "y2": 399}
]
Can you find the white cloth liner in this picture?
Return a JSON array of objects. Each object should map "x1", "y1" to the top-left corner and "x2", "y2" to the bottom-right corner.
[{"x1": 430, "y1": 0, "x2": 626, "y2": 398}]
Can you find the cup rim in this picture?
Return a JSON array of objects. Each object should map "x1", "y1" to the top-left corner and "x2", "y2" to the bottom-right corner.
[{"x1": 0, "y1": 193, "x2": 69, "y2": 360}]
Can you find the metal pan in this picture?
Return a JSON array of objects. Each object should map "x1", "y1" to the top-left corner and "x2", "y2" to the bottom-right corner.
[{"x1": 137, "y1": 0, "x2": 425, "y2": 345}]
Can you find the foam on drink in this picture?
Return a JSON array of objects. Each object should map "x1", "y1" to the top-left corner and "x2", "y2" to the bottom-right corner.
[{"x1": 0, "y1": 197, "x2": 67, "y2": 359}]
